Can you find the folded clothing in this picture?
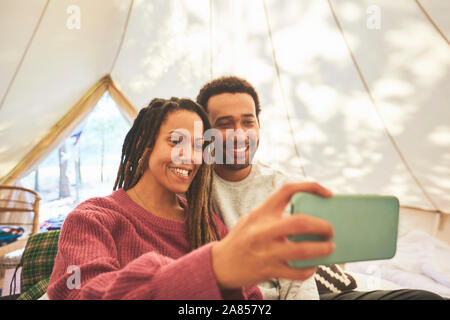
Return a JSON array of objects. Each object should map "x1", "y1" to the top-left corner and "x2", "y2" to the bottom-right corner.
[
  {"x1": 0, "y1": 226, "x2": 25, "y2": 246},
  {"x1": 39, "y1": 215, "x2": 66, "y2": 232}
]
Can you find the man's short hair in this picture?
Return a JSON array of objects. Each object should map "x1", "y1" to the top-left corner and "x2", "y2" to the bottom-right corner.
[{"x1": 196, "y1": 76, "x2": 261, "y2": 117}]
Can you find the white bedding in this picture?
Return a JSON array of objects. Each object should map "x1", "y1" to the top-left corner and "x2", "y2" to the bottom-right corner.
[{"x1": 346, "y1": 230, "x2": 450, "y2": 298}]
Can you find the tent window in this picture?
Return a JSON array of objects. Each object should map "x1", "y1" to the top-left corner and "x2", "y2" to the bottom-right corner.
[{"x1": 20, "y1": 92, "x2": 130, "y2": 225}]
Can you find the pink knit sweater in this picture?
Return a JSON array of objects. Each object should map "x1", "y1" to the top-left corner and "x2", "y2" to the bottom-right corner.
[{"x1": 47, "y1": 189, "x2": 262, "y2": 300}]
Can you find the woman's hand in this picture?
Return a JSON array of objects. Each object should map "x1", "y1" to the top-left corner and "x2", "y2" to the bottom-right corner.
[{"x1": 211, "y1": 182, "x2": 335, "y2": 289}]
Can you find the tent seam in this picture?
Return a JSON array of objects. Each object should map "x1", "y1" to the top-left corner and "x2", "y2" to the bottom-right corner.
[
  {"x1": 414, "y1": 0, "x2": 449, "y2": 46},
  {"x1": 110, "y1": 0, "x2": 135, "y2": 74},
  {"x1": 0, "y1": 77, "x2": 109, "y2": 185},
  {"x1": 262, "y1": 0, "x2": 308, "y2": 180}
]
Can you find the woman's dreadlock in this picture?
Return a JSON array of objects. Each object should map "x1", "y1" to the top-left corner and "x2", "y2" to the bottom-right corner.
[{"x1": 113, "y1": 97, "x2": 220, "y2": 250}]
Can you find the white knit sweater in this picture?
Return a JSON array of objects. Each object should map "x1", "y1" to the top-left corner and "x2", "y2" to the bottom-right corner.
[{"x1": 211, "y1": 161, "x2": 320, "y2": 300}]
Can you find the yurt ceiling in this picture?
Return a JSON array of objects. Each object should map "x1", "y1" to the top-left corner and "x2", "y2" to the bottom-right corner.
[{"x1": 0, "y1": 0, "x2": 448, "y2": 216}]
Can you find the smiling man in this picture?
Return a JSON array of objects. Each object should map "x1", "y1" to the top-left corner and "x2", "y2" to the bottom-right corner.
[
  {"x1": 204, "y1": 91, "x2": 259, "y2": 181},
  {"x1": 196, "y1": 76, "x2": 444, "y2": 301},
  {"x1": 196, "y1": 76, "x2": 321, "y2": 299}
]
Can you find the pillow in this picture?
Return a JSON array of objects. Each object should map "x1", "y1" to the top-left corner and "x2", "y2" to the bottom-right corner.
[{"x1": 315, "y1": 265, "x2": 358, "y2": 294}]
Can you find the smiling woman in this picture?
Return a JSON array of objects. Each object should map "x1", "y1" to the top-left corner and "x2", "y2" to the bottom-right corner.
[
  {"x1": 46, "y1": 97, "x2": 260, "y2": 299},
  {"x1": 113, "y1": 97, "x2": 219, "y2": 248}
]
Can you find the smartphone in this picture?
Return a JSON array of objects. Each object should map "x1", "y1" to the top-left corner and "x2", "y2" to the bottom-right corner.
[{"x1": 288, "y1": 193, "x2": 399, "y2": 269}]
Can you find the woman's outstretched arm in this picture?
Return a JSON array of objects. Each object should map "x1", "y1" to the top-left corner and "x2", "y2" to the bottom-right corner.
[{"x1": 47, "y1": 209, "x2": 257, "y2": 300}]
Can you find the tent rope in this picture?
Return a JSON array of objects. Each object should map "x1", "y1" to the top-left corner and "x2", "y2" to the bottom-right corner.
[
  {"x1": 0, "y1": 0, "x2": 50, "y2": 113},
  {"x1": 110, "y1": 0, "x2": 135, "y2": 74},
  {"x1": 327, "y1": 0, "x2": 445, "y2": 217},
  {"x1": 209, "y1": 0, "x2": 214, "y2": 80},
  {"x1": 262, "y1": 0, "x2": 308, "y2": 180},
  {"x1": 414, "y1": 0, "x2": 449, "y2": 46}
]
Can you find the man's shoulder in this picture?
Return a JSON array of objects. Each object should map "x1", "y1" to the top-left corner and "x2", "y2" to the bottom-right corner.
[
  {"x1": 253, "y1": 161, "x2": 303, "y2": 186},
  {"x1": 253, "y1": 161, "x2": 288, "y2": 177}
]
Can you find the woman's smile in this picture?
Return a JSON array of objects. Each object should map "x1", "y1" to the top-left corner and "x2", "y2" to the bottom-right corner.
[{"x1": 168, "y1": 165, "x2": 193, "y2": 181}]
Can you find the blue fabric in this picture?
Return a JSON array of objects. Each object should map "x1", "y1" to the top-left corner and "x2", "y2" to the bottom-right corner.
[{"x1": 0, "y1": 226, "x2": 24, "y2": 246}]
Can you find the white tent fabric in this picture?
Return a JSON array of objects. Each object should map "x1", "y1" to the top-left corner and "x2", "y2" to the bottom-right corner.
[{"x1": 0, "y1": 0, "x2": 449, "y2": 218}]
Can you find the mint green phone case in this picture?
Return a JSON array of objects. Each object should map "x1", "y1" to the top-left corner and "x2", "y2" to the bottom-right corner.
[{"x1": 288, "y1": 193, "x2": 399, "y2": 268}]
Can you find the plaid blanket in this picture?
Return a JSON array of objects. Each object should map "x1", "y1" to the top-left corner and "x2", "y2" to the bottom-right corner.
[
  {"x1": 17, "y1": 277, "x2": 50, "y2": 300},
  {"x1": 11, "y1": 230, "x2": 60, "y2": 300}
]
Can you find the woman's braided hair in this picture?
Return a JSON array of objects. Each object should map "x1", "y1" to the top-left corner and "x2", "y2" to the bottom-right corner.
[{"x1": 113, "y1": 97, "x2": 220, "y2": 250}]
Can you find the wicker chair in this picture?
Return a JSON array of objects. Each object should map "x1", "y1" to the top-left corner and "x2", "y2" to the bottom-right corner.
[{"x1": 0, "y1": 185, "x2": 40, "y2": 291}]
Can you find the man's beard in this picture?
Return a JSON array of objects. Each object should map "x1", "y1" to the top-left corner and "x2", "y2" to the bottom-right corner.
[{"x1": 222, "y1": 162, "x2": 251, "y2": 171}]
